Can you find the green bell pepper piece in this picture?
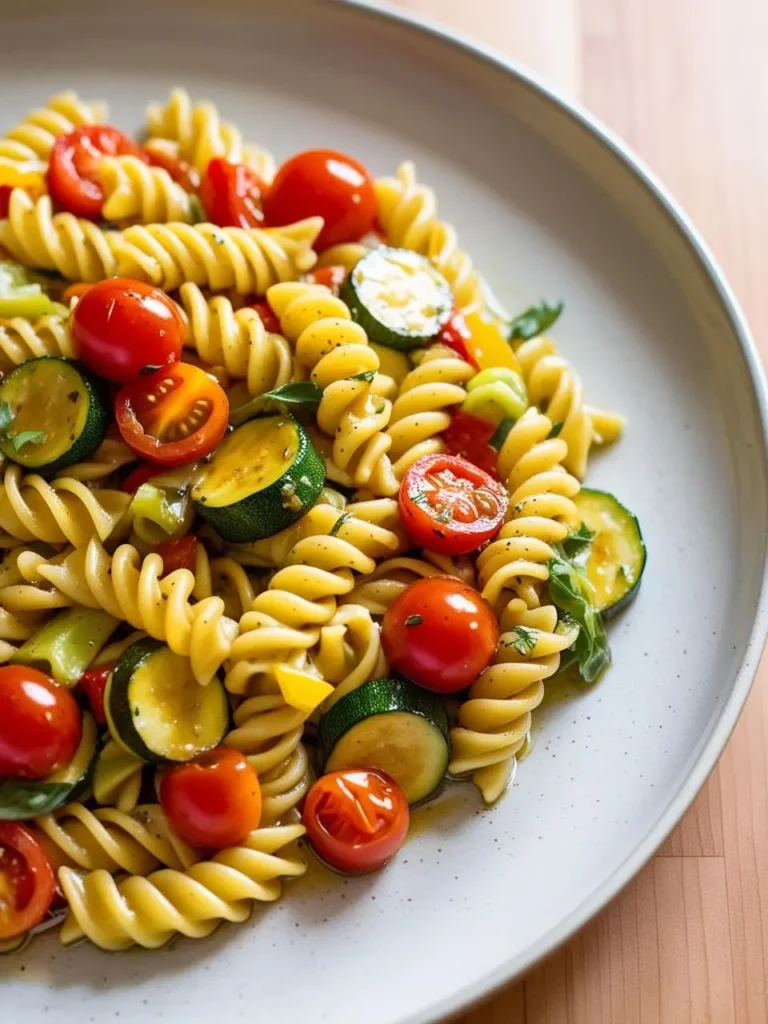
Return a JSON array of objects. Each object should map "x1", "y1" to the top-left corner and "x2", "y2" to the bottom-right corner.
[{"x1": 14, "y1": 608, "x2": 119, "y2": 686}]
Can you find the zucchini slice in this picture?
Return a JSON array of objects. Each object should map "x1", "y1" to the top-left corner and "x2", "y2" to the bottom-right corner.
[
  {"x1": 105, "y1": 638, "x2": 230, "y2": 764},
  {"x1": 0, "y1": 712, "x2": 98, "y2": 820},
  {"x1": 341, "y1": 247, "x2": 452, "y2": 351},
  {"x1": 192, "y1": 415, "x2": 325, "y2": 543},
  {"x1": 0, "y1": 357, "x2": 109, "y2": 473},
  {"x1": 319, "y1": 677, "x2": 450, "y2": 804},
  {"x1": 569, "y1": 488, "x2": 646, "y2": 616}
]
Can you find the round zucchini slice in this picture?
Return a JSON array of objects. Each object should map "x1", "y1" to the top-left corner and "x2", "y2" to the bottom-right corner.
[
  {"x1": 192, "y1": 414, "x2": 325, "y2": 543},
  {"x1": 341, "y1": 247, "x2": 452, "y2": 351},
  {"x1": 319, "y1": 677, "x2": 450, "y2": 804},
  {"x1": 570, "y1": 488, "x2": 646, "y2": 617},
  {"x1": 105, "y1": 638, "x2": 230, "y2": 764},
  {"x1": 0, "y1": 357, "x2": 109, "y2": 473}
]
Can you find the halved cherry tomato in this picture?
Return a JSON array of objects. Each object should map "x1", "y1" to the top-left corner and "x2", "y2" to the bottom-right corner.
[
  {"x1": 144, "y1": 147, "x2": 200, "y2": 193},
  {"x1": 160, "y1": 748, "x2": 261, "y2": 849},
  {"x1": 120, "y1": 462, "x2": 161, "y2": 494},
  {"x1": 0, "y1": 185, "x2": 12, "y2": 219},
  {"x1": 443, "y1": 411, "x2": 499, "y2": 479},
  {"x1": 399, "y1": 453, "x2": 508, "y2": 555},
  {"x1": 71, "y1": 277, "x2": 184, "y2": 383},
  {"x1": 0, "y1": 823, "x2": 56, "y2": 940},
  {"x1": 248, "y1": 300, "x2": 281, "y2": 334},
  {"x1": 303, "y1": 769, "x2": 409, "y2": 875},
  {"x1": 61, "y1": 282, "x2": 92, "y2": 305},
  {"x1": 47, "y1": 125, "x2": 148, "y2": 221},
  {"x1": 263, "y1": 149, "x2": 376, "y2": 250},
  {"x1": 156, "y1": 535, "x2": 198, "y2": 575},
  {"x1": 438, "y1": 312, "x2": 479, "y2": 369},
  {"x1": 305, "y1": 265, "x2": 347, "y2": 294},
  {"x1": 0, "y1": 665, "x2": 82, "y2": 779},
  {"x1": 382, "y1": 577, "x2": 498, "y2": 693},
  {"x1": 200, "y1": 158, "x2": 265, "y2": 229},
  {"x1": 115, "y1": 363, "x2": 229, "y2": 468},
  {"x1": 77, "y1": 664, "x2": 114, "y2": 725}
]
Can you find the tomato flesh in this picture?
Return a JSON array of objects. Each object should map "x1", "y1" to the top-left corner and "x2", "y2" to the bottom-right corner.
[
  {"x1": 160, "y1": 748, "x2": 262, "y2": 849},
  {"x1": 71, "y1": 277, "x2": 184, "y2": 384},
  {"x1": 382, "y1": 577, "x2": 498, "y2": 693},
  {"x1": 303, "y1": 770, "x2": 409, "y2": 875},
  {"x1": 0, "y1": 823, "x2": 56, "y2": 940},
  {"x1": 443, "y1": 411, "x2": 499, "y2": 479},
  {"x1": 0, "y1": 185, "x2": 12, "y2": 219},
  {"x1": 115, "y1": 363, "x2": 229, "y2": 467},
  {"x1": 263, "y1": 149, "x2": 376, "y2": 250},
  {"x1": 47, "y1": 125, "x2": 148, "y2": 221},
  {"x1": 77, "y1": 664, "x2": 113, "y2": 725},
  {"x1": 248, "y1": 300, "x2": 281, "y2": 334},
  {"x1": 144, "y1": 147, "x2": 200, "y2": 193},
  {"x1": 0, "y1": 666, "x2": 81, "y2": 780},
  {"x1": 155, "y1": 535, "x2": 198, "y2": 575},
  {"x1": 399, "y1": 453, "x2": 507, "y2": 555},
  {"x1": 200, "y1": 158, "x2": 265, "y2": 229},
  {"x1": 305, "y1": 265, "x2": 347, "y2": 294},
  {"x1": 120, "y1": 462, "x2": 161, "y2": 494}
]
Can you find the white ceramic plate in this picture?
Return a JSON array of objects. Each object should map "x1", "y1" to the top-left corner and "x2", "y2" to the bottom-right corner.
[{"x1": 2, "y1": 1, "x2": 767, "y2": 1021}]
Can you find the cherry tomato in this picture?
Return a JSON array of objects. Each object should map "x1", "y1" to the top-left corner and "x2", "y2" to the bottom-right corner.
[
  {"x1": 115, "y1": 363, "x2": 229, "y2": 467},
  {"x1": 77, "y1": 664, "x2": 114, "y2": 725},
  {"x1": 0, "y1": 823, "x2": 56, "y2": 940},
  {"x1": 248, "y1": 300, "x2": 281, "y2": 334},
  {"x1": 438, "y1": 312, "x2": 479, "y2": 369},
  {"x1": 399, "y1": 453, "x2": 507, "y2": 555},
  {"x1": 47, "y1": 125, "x2": 148, "y2": 221},
  {"x1": 200, "y1": 158, "x2": 265, "y2": 229},
  {"x1": 0, "y1": 666, "x2": 81, "y2": 779},
  {"x1": 71, "y1": 277, "x2": 184, "y2": 383},
  {"x1": 303, "y1": 769, "x2": 408, "y2": 875},
  {"x1": 263, "y1": 149, "x2": 376, "y2": 250},
  {"x1": 382, "y1": 577, "x2": 498, "y2": 693},
  {"x1": 305, "y1": 265, "x2": 347, "y2": 294},
  {"x1": 155, "y1": 535, "x2": 198, "y2": 575},
  {"x1": 120, "y1": 462, "x2": 162, "y2": 494},
  {"x1": 144, "y1": 147, "x2": 200, "y2": 193},
  {"x1": 442, "y1": 411, "x2": 499, "y2": 479},
  {"x1": 0, "y1": 185, "x2": 12, "y2": 219},
  {"x1": 160, "y1": 748, "x2": 262, "y2": 849}
]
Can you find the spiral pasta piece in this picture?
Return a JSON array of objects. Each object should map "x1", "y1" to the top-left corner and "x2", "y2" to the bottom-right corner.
[
  {"x1": 346, "y1": 551, "x2": 476, "y2": 616},
  {"x1": 375, "y1": 162, "x2": 482, "y2": 314},
  {"x1": 0, "y1": 92, "x2": 107, "y2": 172},
  {"x1": 267, "y1": 282, "x2": 399, "y2": 495},
  {"x1": 100, "y1": 155, "x2": 195, "y2": 224},
  {"x1": 92, "y1": 740, "x2": 144, "y2": 814},
  {"x1": 0, "y1": 464, "x2": 131, "y2": 548},
  {"x1": 114, "y1": 217, "x2": 322, "y2": 294},
  {"x1": 386, "y1": 343, "x2": 473, "y2": 477},
  {"x1": 0, "y1": 309, "x2": 73, "y2": 369},
  {"x1": 310, "y1": 602, "x2": 386, "y2": 710},
  {"x1": 29, "y1": 538, "x2": 239, "y2": 686},
  {"x1": 0, "y1": 191, "x2": 119, "y2": 281},
  {"x1": 177, "y1": 282, "x2": 295, "y2": 395},
  {"x1": 449, "y1": 601, "x2": 578, "y2": 803},
  {"x1": 35, "y1": 803, "x2": 197, "y2": 876},
  {"x1": 0, "y1": 579, "x2": 41, "y2": 661},
  {"x1": 56, "y1": 434, "x2": 137, "y2": 484},
  {"x1": 58, "y1": 823, "x2": 306, "y2": 950}
]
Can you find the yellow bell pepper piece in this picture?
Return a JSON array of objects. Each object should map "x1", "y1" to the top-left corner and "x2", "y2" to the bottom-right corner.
[
  {"x1": 0, "y1": 161, "x2": 46, "y2": 198},
  {"x1": 463, "y1": 312, "x2": 522, "y2": 374},
  {"x1": 275, "y1": 664, "x2": 334, "y2": 714}
]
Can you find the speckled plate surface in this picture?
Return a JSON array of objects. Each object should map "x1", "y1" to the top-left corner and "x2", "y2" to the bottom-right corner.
[{"x1": 2, "y1": 1, "x2": 768, "y2": 1021}]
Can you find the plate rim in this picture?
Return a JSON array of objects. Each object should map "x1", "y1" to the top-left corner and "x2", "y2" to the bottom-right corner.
[{"x1": 333, "y1": 0, "x2": 768, "y2": 1019}]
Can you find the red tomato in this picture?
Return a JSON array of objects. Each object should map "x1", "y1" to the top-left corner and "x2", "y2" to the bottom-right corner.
[
  {"x1": 263, "y1": 149, "x2": 376, "y2": 250},
  {"x1": 200, "y1": 158, "x2": 265, "y2": 229},
  {"x1": 71, "y1": 278, "x2": 184, "y2": 383},
  {"x1": 399, "y1": 453, "x2": 507, "y2": 555},
  {"x1": 303, "y1": 769, "x2": 409, "y2": 875},
  {"x1": 120, "y1": 462, "x2": 161, "y2": 494},
  {"x1": 438, "y1": 312, "x2": 479, "y2": 368},
  {"x1": 305, "y1": 265, "x2": 347, "y2": 294},
  {"x1": 443, "y1": 411, "x2": 499, "y2": 479},
  {"x1": 382, "y1": 577, "x2": 498, "y2": 693},
  {"x1": 248, "y1": 300, "x2": 281, "y2": 334},
  {"x1": 115, "y1": 363, "x2": 229, "y2": 467},
  {"x1": 0, "y1": 823, "x2": 56, "y2": 940},
  {"x1": 144, "y1": 147, "x2": 200, "y2": 193},
  {"x1": 47, "y1": 125, "x2": 148, "y2": 221},
  {"x1": 160, "y1": 748, "x2": 262, "y2": 849},
  {"x1": 0, "y1": 666, "x2": 81, "y2": 779},
  {"x1": 155, "y1": 535, "x2": 198, "y2": 575},
  {"x1": 0, "y1": 185, "x2": 12, "y2": 219},
  {"x1": 77, "y1": 664, "x2": 114, "y2": 725}
]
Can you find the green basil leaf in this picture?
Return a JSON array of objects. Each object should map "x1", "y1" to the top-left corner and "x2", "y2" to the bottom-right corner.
[
  {"x1": 12, "y1": 429, "x2": 47, "y2": 452},
  {"x1": 328, "y1": 511, "x2": 352, "y2": 537},
  {"x1": 0, "y1": 780, "x2": 72, "y2": 820},
  {"x1": 348, "y1": 370, "x2": 376, "y2": 383},
  {"x1": 547, "y1": 547, "x2": 610, "y2": 683},
  {"x1": 508, "y1": 300, "x2": 564, "y2": 340},
  {"x1": 263, "y1": 380, "x2": 324, "y2": 411},
  {"x1": 562, "y1": 522, "x2": 595, "y2": 557},
  {"x1": 548, "y1": 420, "x2": 565, "y2": 438}
]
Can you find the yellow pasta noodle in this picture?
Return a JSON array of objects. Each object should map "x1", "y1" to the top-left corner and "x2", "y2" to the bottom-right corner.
[
  {"x1": 0, "y1": 92, "x2": 106, "y2": 173},
  {"x1": 0, "y1": 309, "x2": 73, "y2": 369},
  {"x1": 92, "y1": 740, "x2": 144, "y2": 814},
  {"x1": 100, "y1": 155, "x2": 195, "y2": 225}
]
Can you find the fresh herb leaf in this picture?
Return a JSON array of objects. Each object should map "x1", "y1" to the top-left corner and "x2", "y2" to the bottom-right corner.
[
  {"x1": 435, "y1": 507, "x2": 453, "y2": 523},
  {"x1": 489, "y1": 416, "x2": 515, "y2": 451},
  {"x1": 506, "y1": 624, "x2": 537, "y2": 656},
  {"x1": 508, "y1": 300, "x2": 564, "y2": 340},
  {"x1": 0, "y1": 400, "x2": 13, "y2": 433},
  {"x1": 0, "y1": 779, "x2": 72, "y2": 819},
  {"x1": 12, "y1": 430, "x2": 47, "y2": 451},
  {"x1": 404, "y1": 614, "x2": 423, "y2": 627},
  {"x1": 348, "y1": 369, "x2": 376, "y2": 383},
  {"x1": 263, "y1": 380, "x2": 324, "y2": 411},
  {"x1": 189, "y1": 195, "x2": 207, "y2": 224},
  {"x1": 549, "y1": 420, "x2": 565, "y2": 438},
  {"x1": 562, "y1": 522, "x2": 595, "y2": 557},
  {"x1": 328, "y1": 511, "x2": 352, "y2": 537},
  {"x1": 409, "y1": 490, "x2": 428, "y2": 506},
  {"x1": 547, "y1": 546, "x2": 611, "y2": 683}
]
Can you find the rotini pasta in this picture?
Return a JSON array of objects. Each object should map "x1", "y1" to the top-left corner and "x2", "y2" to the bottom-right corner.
[
  {"x1": 0, "y1": 309, "x2": 73, "y2": 369},
  {"x1": 100, "y1": 155, "x2": 195, "y2": 225},
  {"x1": 0, "y1": 92, "x2": 106, "y2": 173}
]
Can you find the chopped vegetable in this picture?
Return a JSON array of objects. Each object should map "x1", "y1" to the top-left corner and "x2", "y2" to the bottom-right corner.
[
  {"x1": 0, "y1": 665, "x2": 81, "y2": 779},
  {"x1": 14, "y1": 609, "x2": 118, "y2": 687},
  {"x1": 0, "y1": 823, "x2": 55, "y2": 940},
  {"x1": 275, "y1": 664, "x2": 334, "y2": 714}
]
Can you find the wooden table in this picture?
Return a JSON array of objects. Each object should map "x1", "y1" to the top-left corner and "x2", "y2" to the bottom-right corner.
[{"x1": 388, "y1": 2, "x2": 768, "y2": 1020}]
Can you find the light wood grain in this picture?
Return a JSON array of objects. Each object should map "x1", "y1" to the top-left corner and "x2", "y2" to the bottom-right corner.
[{"x1": 389, "y1": 0, "x2": 768, "y2": 1020}]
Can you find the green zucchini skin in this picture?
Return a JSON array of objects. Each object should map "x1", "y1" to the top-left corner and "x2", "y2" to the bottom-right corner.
[
  {"x1": 341, "y1": 247, "x2": 452, "y2": 351},
  {"x1": 0, "y1": 357, "x2": 109, "y2": 474},
  {"x1": 571, "y1": 488, "x2": 646, "y2": 617},
  {"x1": 192, "y1": 415, "x2": 325, "y2": 543}
]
